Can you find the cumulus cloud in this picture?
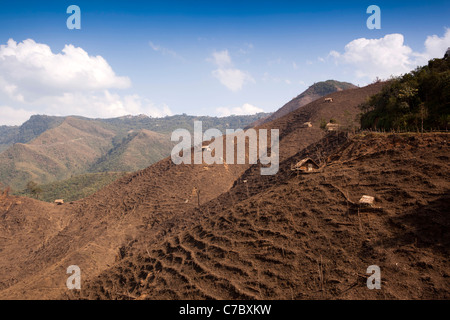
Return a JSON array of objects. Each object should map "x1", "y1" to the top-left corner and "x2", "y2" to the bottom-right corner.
[
  {"x1": 416, "y1": 28, "x2": 450, "y2": 64},
  {"x1": 210, "y1": 50, "x2": 254, "y2": 92},
  {"x1": 0, "y1": 39, "x2": 171, "y2": 125},
  {"x1": 329, "y1": 29, "x2": 450, "y2": 82},
  {"x1": 0, "y1": 39, "x2": 130, "y2": 98},
  {"x1": 216, "y1": 103, "x2": 263, "y2": 117},
  {"x1": 0, "y1": 77, "x2": 25, "y2": 102},
  {"x1": 329, "y1": 33, "x2": 415, "y2": 80}
]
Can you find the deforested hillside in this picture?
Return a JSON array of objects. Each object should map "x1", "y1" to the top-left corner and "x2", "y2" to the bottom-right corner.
[
  {"x1": 251, "y1": 80, "x2": 357, "y2": 127},
  {"x1": 75, "y1": 132, "x2": 450, "y2": 300},
  {"x1": 0, "y1": 81, "x2": 389, "y2": 299},
  {"x1": 257, "y1": 81, "x2": 386, "y2": 161}
]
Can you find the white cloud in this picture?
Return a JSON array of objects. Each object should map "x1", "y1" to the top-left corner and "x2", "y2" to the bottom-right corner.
[
  {"x1": 210, "y1": 50, "x2": 254, "y2": 92},
  {"x1": 0, "y1": 39, "x2": 130, "y2": 99},
  {"x1": 416, "y1": 28, "x2": 450, "y2": 64},
  {"x1": 329, "y1": 30, "x2": 450, "y2": 82},
  {"x1": 0, "y1": 78, "x2": 25, "y2": 102},
  {"x1": 149, "y1": 41, "x2": 183, "y2": 61},
  {"x1": 211, "y1": 50, "x2": 232, "y2": 68},
  {"x1": 330, "y1": 34, "x2": 414, "y2": 80},
  {"x1": 0, "y1": 106, "x2": 35, "y2": 126},
  {"x1": 212, "y1": 68, "x2": 254, "y2": 92},
  {"x1": 216, "y1": 103, "x2": 263, "y2": 117},
  {"x1": 0, "y1": 39, "x2": 172, "y2": 125}
]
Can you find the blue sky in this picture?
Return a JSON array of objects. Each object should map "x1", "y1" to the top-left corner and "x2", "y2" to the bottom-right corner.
[{"x1": 0, "y1": 0, "x2": 449, "y2": 125}]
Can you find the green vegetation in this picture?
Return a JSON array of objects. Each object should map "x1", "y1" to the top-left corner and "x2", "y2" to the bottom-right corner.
[
  {"x1": 308, "y1": 80, "x2": 356, "y2": 96},
  {"x1": 89, "y1": 130, "x2": 173, "y2": 173},
  {"x1": 25, "y1": 181, "x2": 42, "y2": 199},
  {"x1": 0, "y1": 113, "x2": 271, "y2": 191},
  {"x1": 0, "y1": 115, "x2": 64, "y2": 152},
  {"x1": 360, "y1": 56, "x2": 450, "y2": 131},
  {"x1": 15, "y1": 172, "x2": 126, "y2": 202},
  {"x1": 97, "y1": 113, "x2": 271, "y2": 136},
  {"x1": 0, "y1": 125, "x2": 19, "y2": 153},
  {"x1": 17, "y1": 115, "x2": 65, "y2": 143}
]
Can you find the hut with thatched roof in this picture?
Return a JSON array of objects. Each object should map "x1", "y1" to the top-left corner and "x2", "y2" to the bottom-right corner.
[
  {"x1": 292, "y1": 158, "x2": 320, "y2": 173},
  {"x1": 326, "y1": 122, "x2": 340, "y2": 131}
]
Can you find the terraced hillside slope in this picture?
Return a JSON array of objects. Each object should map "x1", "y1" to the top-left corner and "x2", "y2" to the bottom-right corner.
[
  {"x1": 0, "y1": 82, "x2": 420, "y2": 300},
  {"x1": 75, "y1": 132, "x2": 450, "y2": 300}
]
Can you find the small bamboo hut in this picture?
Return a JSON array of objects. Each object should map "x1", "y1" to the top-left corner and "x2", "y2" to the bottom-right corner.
[
  {"x1": 359, "y1": 195, "x2": 375, "y2": 207},
  {"x1": 292, "y1": 158, "x2": 320, "y2": 173},
  {"x1": 326, "y1": 123, "x2": 340, "y2": 131}
]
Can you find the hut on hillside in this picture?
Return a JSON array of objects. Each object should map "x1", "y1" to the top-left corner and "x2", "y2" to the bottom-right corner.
[
  {"x1": 292, "y1": 158, "x2": 320, "y2": 173},
  {"x1": 54, "y1": 199, "x2": 64, "y2": 205},
  {"x1": 359, "y1": 195, "x2": 375, "y2": 207},
  {"x1": 326, "y1": 122, "x2": 340, "y2": 131}
]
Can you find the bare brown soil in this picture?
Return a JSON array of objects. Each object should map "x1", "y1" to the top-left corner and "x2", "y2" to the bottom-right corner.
[
  {"x1": 71, "y1": 132, "x2": 450, "y2": 300},
  {"x1": 0, "y1": 82, "x2": 448, "y2": 300}
]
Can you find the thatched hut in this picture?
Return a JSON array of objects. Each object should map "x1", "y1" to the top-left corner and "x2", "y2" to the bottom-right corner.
[
  {"x1": 326, "y1": 123, "x2": 339, "y2": 131},
  {"x1": 292, "y1": 158, "x2": 320, "y2": 173},
  {"x1": 359, "y1": 195, "x2": 374, "y2": 207}
]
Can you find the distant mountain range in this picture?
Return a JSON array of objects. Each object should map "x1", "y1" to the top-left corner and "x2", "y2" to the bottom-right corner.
[{"x1": 0, "y1": 112, "x2": 270, "y2": 191}]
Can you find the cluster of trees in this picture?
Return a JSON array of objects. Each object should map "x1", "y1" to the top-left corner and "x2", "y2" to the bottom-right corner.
[
  {"x1": 360, "y1": 55, "x2": 450, "y2": 131},
  {"x1": 309, "y1": 80, "x2": 355, "y2": 96},
  {"x1": 16, "y1": 173, "x2": 125, "y2": 203},
  {"x1": 25, "y1": 181, "x2": 42, "y2": 199}
]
